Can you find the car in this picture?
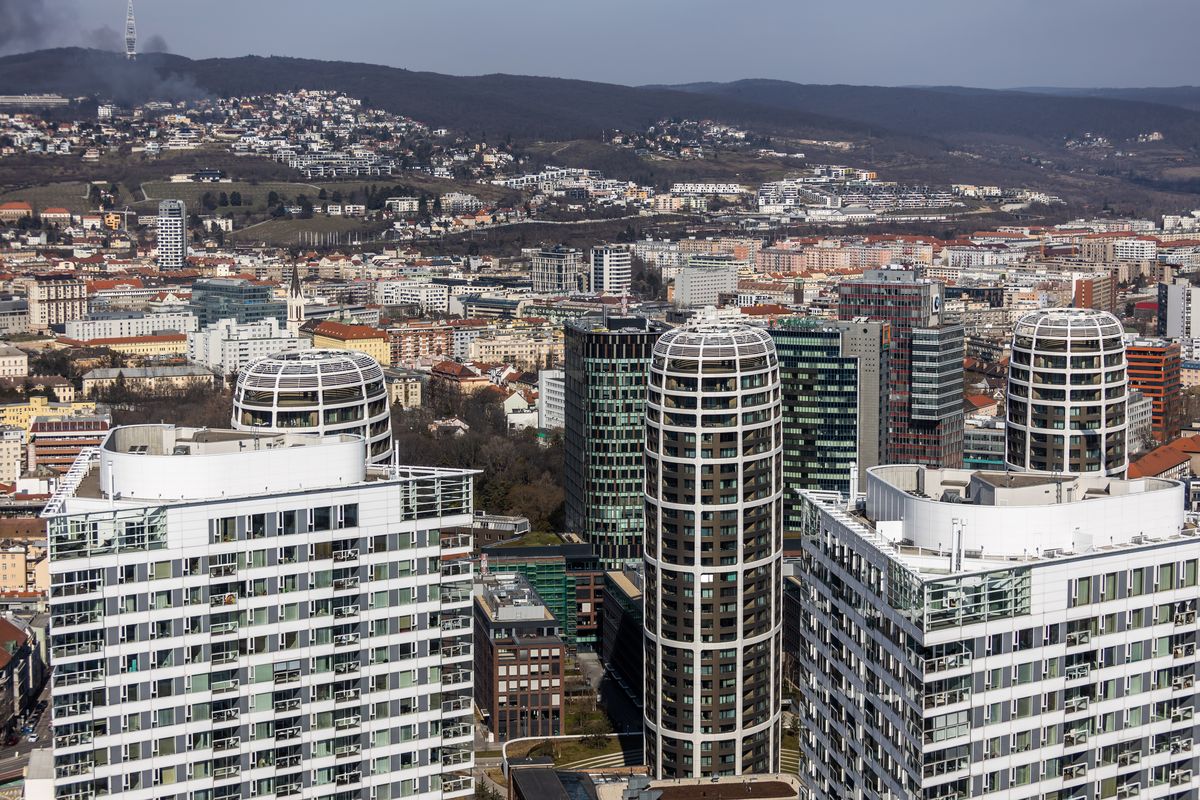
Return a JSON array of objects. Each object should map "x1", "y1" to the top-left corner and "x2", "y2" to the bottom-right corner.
[
  {"x1": 35, "y1": 701, "x2": 46, "y2": 711},
  {"x1": 19, "y1": 725, "x2": 31, "y2": 734},
  {"x1": 26, "y1": 733, "x2": 38, "y2": 743},
  {"x1": 3, "y1": 735, "x2": 17, "y2": 747}
]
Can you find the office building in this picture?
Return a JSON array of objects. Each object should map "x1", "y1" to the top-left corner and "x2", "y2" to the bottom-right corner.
[
  {"x1": 793, "y1": 465, "x2": 1200, "y2": 800},
  {"x1": 963, "y1": 415, "x2": 1006, "y2": 470},
  {"x1": 21, "y1": 275, "x2": 87, "y2": 332},
  {"x1": 1157, "y1": 278, "x2": 1200, "y2": 358},
  {"x1": 27, "y1": 415, "x2": 110, "y2": 474},
  {"x1": 232, "y1": 350, "x2": 393, "y2": 464},
  {"x1": 673, "y1": 255, "x2": 741, "y2": 307},
  {"x1": 311, "y1": 321, "x2": 392, "y2": 366},
  {"x1": 591, "y1": 245, "x2": 632, "y2": 296},
  {"x1": 563, "y1": 316, "x2": 666, "y2": 566},
  {"x1": 643, "y1": 319, "x2": 783, "y2": 778},
  {"x1": 769, "y1": 318, "x2": 887, "y2": 514},
  {"x1": 156, "y1": 199, "x2": 187, "y2": 270},
  {"x1": 473, "y1": 573, "x2": 565, "y2": 742},
  {"x1": 600, "y1": 566, "x2": 644, "y2": 708},
  {"x1": 44, "y1": 425, "x2": 477, "y2": 800},
  {"x1": 189, "y1": 278, "x2": 286, "y2": 328},
  {"x1": 530, "y1": 246, "x2": 586, "y2": 295},
  {"x1": 1006, "y1": 309, "x2": 1128, "y2": 476},
  {"x1": 1126, "y1": 337, "x2": 1182, "y2": 444},
  {"x1": 64, "y1": 312, "x2": 198, "y2": 341},
  {"x1": 537, "y1": 369, "x2": 565, "y2": 429},
  {"x1": 187, "y1": 317, "x2": 310, "y2": 375},
  {"x1": 837, "y1": 266, "x2": 964, "y2": 468}
]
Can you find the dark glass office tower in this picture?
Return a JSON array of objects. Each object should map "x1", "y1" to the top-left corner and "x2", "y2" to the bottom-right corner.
[
  {"x1": 770, "y1": 318, "x2": 888, "y2": 522},
  {"x1": 563, "y1": 316, "x2": 667, "y2": 566}
]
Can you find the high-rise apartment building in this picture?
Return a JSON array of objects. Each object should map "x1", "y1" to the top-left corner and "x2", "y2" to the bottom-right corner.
[
  {"x1": 564, "y1": 316, "x2": 666, "y2": 566},
  {"x1": 1157, "y1": 278, "x2": 1200, "y2": 358},
  {"x1": 769, "y1": 318, "x2": 887, "y2": 514},
  {"x1": 1126, "y1": 337, "x2": 1182, "y2": 444},
  {"x1": 530, "y1": 246, "x2": 586, "y2": 295},
  {"x1": 189, "y1": 278, "x2": 286, "y2": 328},
  {"x1": 21, "y1": 275, "x2": 87, "y2": 332},
  {"x1": 837, "y1": 266, "x2": 964, "y2": 468},
  {"x1": 44, "y1": 425, "x2": 477, "y2": 800},
  {"x1": 156, "y1": 199, "x2": 187, "y2": 271},
  {"x1": 673, "y1": 255, "x2": 742, "y2": 307},
  {"x1": 793, "y1": 465, "x2": 1200, "y2": 800},
  {"x1": 643, "y1": 320, "x2": 783, "y2": 778},
  {"x1": 1006, "y1": 309, "x2": 1128, "y2": 476},
  {"x1": 591, "y1": 245, "x2": 632, "y2": 296}
]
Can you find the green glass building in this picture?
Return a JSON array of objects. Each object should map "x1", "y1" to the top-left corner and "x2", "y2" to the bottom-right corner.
[
  {"x1": 770, "y1": 318, "x2": 888, "y2": 530},
  {"x1": 563, "y1": 316, "x2": 667, "y2": 566}
]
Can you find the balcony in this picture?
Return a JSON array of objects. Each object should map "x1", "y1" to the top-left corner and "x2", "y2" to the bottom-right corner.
[
  {"x1": 274, "y1": 668, "x2": 301, "y2": 684},
  {"x1": 333, "y1": 576, "x2": 359, "y2": 591},
  {"x1": 441, "y1": 643, "x2": 471, "y2": 660},
  {"x1": 334, "y1": 633, "x2": 360, "y2": 647},
  {"x1": 442, "y1": 749, "x2": 472, "y2": 767},
  {"x1": 335, "y1": 771, "x2": 362, "y2": 786},
  {"x1": 210, "y1": 592, "x2": 239, "y2": 608},
  {"x1": 210, "y1": 621, "x2": 239, "y2": 636},
  {"x1": 211, "y1": 651, "x2": 239, "y2": 666},
  {"x1": 213, "y1": 736, "x2": 240, "y2": 752},
  {"x1": 276, "y1": 754, "x2": 302, "y2": 769},
  {"x1": 212, "y1": 679, "x2": 240, "y2": 694},
  {"x1": 52, "y1": 640, "x2": 102, "y2": 659},
  {"x1": 333, "y1": 660, "x2": 360, "y2": 675},
  {"x1": 441, "y1": 533, "x2": 471, "y2": 552},
  {"x1": 274, "y1": 697, "x2": 301, "y2": 713},
  {"x1": 1171, "y1": 737, "x2": 1193, "y2": 754},
  {"x1": 1065, "y1": 664, "x2": 1092, "y2": 681},
  {"x1": 275, "y1": 725, "x2": 301, "y2": 741},
  {"x1": 56, "y1": 668, "x2": 104, "y2": 688},
  {"x1": 335, "y1": 744, "x2": 361, "y2": 758},
  {"x1": 56, "y1": 760, "x2": 95, "y2": 779},
  {"x1": 212, "y1": 708, "x2": 239, "y2": 723},
  {"x1": 1170, "y1": 770, "x2": 1193, "y2": 787},
  {"x1": 332, "y1": 548, "x2": 359, "y2": 563},
  {"x1": 1117, "y1": 751, "x2": 1141, "y2": 767},
  {"x1": 1065, "y1": 696, "x2": 1090, "y2": 713},
  {"x1": 443, "y1": 670, "x2": 470, "y2": 687},
  {"x1": 213, "y1": 765, "x2": 241, "y2": 781},
  {"x1": 276, "y1": 783, "x2": 302, "y2": 798},
  {"x1": 54, "y1": 700, "x2": 92, "y2": 718},
  {"x1": 54, "y1": 731, "x2": 94, "y2": 749},
  {"x1": 440, "y1": 560, "x2": 471, "y2": 578},
  {"x1": 443, "y1": 723, "x2": 472, "y2": 741},
  {"x1": 1171, "y1": 706, "x2": 1194, "y2": 723},
  {"x1": 1064, "y1": 730, "x2": 1088, "y2": 748},
  {"x1": 334, "y1": 688, "x2": 360, "y2": 703},
  {"x1": 1172, "y1": 675, "x2": 1195, "y2": 691},
  {"x1": 442, "y1": 774, "x2": 473, "y2": 797},
  {"x1": 333, "y1": 604, "x2": 359, "y2": 620},
  {"x1": 1062, "y1": 763, "x2": 1087, "y2": 780},
  {"x1": 209, "y1": 563, "x2": 237, "y2": 578},
  {"x1": 1172, "y1": 643, "x2": 1196, "y2": 659},
  {"x1": 442, "y1": 697, "x2": 471, "y2": 714},
  {"x1": 1175, "y1": 610, "x2": 1196, "y2": 626},
  {"x1": 52, "y1": 610, "x2": 101, "y2": 628},
  {"x1": 334, "y1": 714, "x2": 361, "y2": 730}
]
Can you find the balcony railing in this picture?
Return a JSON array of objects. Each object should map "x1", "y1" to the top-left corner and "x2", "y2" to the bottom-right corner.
[
  {"x1": 332, "y1": 549, "x2": 359, "y2": 563},
  {"x1": 274, "y1": 668, "x2": 301, "y2": 684},
  {"x1": 333, "y1": 605, "x2": 359, "y2": 619},
  {"x1": 442, "y1": 697, "x2": 470, "y2": 714},
  {"x1": 333, "y1": 577, "x2": 359, "y2": 591},
  {"x1": 210, "y1": 592, "x2": 239, "y2": 607},
  {"x1": 333, "y1": 715, "x2": 361, "y2": 730},
  {"x1": 275, "y1": 725, "x2": 301, "y2": 741},
  {"x1": 333, "y1": 661, "x2": 360, "y2": 675},
  {"x1": 213, "y1": 765, "x2": 241, "y2": 780},
  {"x1": 213, "y1": 736, "x2": 240, "y2": 752},
  {"x1": 334, "y1": 688, "x2": 360, "y2": 703},
  {"x1": 211, "y1": 651, "x2": 239, "y2": 666},
  {"x1": 56, "y1": 668, "x2": 104, "y2": 687},
  {"x1": 210, "y1": 621, "x2": 239, "y2": 635},
  {"x1": 212, "y1": 707, "x2": 239, "y2": 723},
  {"x1": 212, "y1": 679, "x2": 240, "y2": 693},
  {"x1": 335, "y1": 771, "x2": 362, "y2": 786},
  {"x1": 209, "y1": 563, "x2": 237, "y2": 578},
  {"x1": 334, "y1": 633, "x2": 360, "y2": 647},
  {"x1": 276, "y1": 754, "x2": 302, "y2": 769}
]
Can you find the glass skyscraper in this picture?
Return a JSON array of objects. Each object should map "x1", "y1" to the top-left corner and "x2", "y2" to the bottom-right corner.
[
  {"x1": 563, "y1": 316, "x2": 666, "y2": 566},
  {"x1": 770, "y1": 318, "x2": 888, "y2": 523}
]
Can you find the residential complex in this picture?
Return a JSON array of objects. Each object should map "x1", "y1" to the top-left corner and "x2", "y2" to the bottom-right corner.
[
  {"x1": 563, "y1": 316, "x2": 666, "y2": 566},
  {"x1": 44, "y1": 424, "x2": 477, "y2": 800},
  {"x1": 643, "y1": 320, "x2": 784, "y2": 778},
  {"x1": 590, "y1": 245, "x2": 632, "y2": 296},
  {"x1": 187, "y1": 317, "x2": 310, "y2": 375},
  {"x1": 530, "y1": 246, "x2": 586, "y2": 295},
  {"x1": 1006, "y1": 309, "x2": 1129, "y2": 476},
  {"x1": 792, "y1": 465, "x2": 1200, "y2": 800}
]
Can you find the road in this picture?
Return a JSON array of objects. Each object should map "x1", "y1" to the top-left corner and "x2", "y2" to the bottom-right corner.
[{"x1": 0, "y1": 682, "x2": 52, "y2": 776}]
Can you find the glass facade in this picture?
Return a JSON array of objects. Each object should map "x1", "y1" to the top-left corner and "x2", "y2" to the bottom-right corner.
[
  {"x1": 189, "y1": 278, "x2": 287, "y2": 328},
  {"x1": 563, "y1": 316, "x2": 666, "y2": 566}
]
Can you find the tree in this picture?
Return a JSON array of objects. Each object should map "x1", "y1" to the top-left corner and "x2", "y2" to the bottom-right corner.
[
  {"x1": 229, "y1": 191, "x2": 242, "y2": 207},
  {"x1": 318, "y1": 188, "x2": 328, "y2": 201},
  {"x1": 201, "y1": 192, "x2": 217, "y2": 212},
  {"x1": 218, "y1": 192, "x2": 229, "y2": 208},
  {"x1": 267, "y1": 191, "x2": 280, "y2": 207}
]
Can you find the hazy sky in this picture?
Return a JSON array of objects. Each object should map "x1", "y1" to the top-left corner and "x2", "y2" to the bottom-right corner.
[{"x1": 6, "y1": 0, "x2": 1198, "y2": 89}]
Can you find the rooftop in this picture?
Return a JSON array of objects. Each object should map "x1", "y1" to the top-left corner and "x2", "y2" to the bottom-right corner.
[{"x1": 805, "y1": 464, "x2": 1191, "y2": 579}]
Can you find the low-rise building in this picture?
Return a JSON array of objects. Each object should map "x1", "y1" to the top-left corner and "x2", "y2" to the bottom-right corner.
[
  {"x1": 55, "y1": 333, "x2": 189, "y2": 357},
  {"x1": 26, "y1": 415, "x2": 110, "y2": 474},
  {"x1": 310, "y1": 320, "x2": 392, "y2": 365},
  {"x1": 81, "y1": 365, "x2": 216, "y2": 397},
  {"x1": 0, "y1": 346, "x2": 27, "y2": 379},
  {"x1": 0, "y1": 396, "x2": 96, "y2": 431},
  {"x1": 537, "y1": 369, "x2": 565, "y2": 429},
  {"x1": 473, "y1": 572, "x2": 565, "y2": 742},
  {"x1": 62, "y1": 312, "x2": 198, "y2": 341}
]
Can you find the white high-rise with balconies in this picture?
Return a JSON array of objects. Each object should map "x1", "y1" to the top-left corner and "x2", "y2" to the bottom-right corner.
[
  {"x1": 44, "y1": 425, "x2": 477, "y2": 800},
  {"x1": 643, "y1": 318, "x2": 784, "y2": 778},
  {"x1": 1006, "y1": 308, "x2": 1129, "y2": 477},
  {"x1": 157, "y1": 199, "x2": 187, "y2": 271}
]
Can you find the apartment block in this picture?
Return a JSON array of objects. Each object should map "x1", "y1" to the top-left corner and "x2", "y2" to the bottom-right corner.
[
  {"x1": 793, "y1": 465, "x2": 1200, "y2": 800},
  {"x1": 45, "y1": 425, "x2": 477, "y2": 800}
]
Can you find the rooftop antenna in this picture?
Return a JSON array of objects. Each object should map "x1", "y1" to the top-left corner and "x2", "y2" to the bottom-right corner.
[{"x1": 124, "y1": 0, "x2": 137, "y2": 61}]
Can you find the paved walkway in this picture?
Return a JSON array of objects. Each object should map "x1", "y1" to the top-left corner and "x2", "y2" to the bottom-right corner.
[{"x1": 558, "y1": 747, "x2": 645, "y2": 771}]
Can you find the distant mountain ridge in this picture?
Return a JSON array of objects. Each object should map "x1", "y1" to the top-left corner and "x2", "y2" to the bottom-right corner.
[{"x1": 2, "y1": 48, "x2": 1200, "y2": 149}]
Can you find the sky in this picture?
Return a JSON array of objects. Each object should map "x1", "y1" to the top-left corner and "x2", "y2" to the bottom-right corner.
[{"x1": 2, "y1": 0, "x2": 1197, "y2": 89}]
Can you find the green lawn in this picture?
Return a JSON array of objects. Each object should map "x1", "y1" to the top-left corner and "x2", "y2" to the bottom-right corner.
[
  {"x1": 136, "y1": 180, "x2": 322, "y2": 215},
  {"x1": 0, "y1": 182, "x2": 92, "y2": 213}
]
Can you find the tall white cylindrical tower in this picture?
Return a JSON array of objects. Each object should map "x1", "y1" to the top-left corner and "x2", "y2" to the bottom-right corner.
[
  {"x1": 232, "y1": 349, "x2": 393, "y2": 464},
  {"x1": 643, "y1": 320, "x2": 783, "y2": 778},
  {"x1": 1006, "y1": 308, "x2": 1128, "y2": 476}
]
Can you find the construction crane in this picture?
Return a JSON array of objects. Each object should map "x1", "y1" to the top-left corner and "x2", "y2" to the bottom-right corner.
[{"x1": 125, "y1": 0, "x2": 137, "y2": 61}]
